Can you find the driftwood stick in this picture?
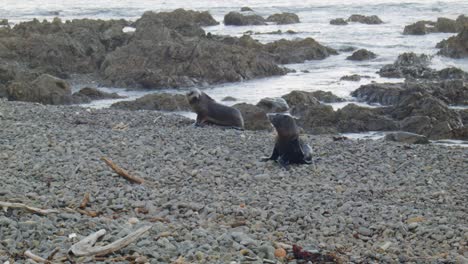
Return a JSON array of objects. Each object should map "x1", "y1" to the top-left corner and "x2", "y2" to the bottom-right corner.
[
  {"x1": 101, "y1": 157, "x2": 144, "y2": 184},
  {"x1": 79, "y1": 193, "x2": 90, "y2": 209},
  {"x1": 0, "y1": 201, "x2": 59, "y2": 215},
  {"x1": 69, "y1": 225, "x2": 152, "y2": 257},
  {"x1": 24, "y1": 250, "x2": 50, "y2": 263}
]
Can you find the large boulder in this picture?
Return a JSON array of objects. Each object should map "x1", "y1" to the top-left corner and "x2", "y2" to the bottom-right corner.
[
  {"x1": 347, "y1": 14, "x2": 383, "y2": 24},
  {"x1": 263, "y1": 38, "x2": 338, "y2": 64},
  {"x1": 134, "y1": 9, "x2": 218, "y2": 38},
  {"x1": 346, "y1": 49, "x2": 377, "y2": 61},
  {"x1": 71, "y1": 87, "x2": 125, "y2": 104},
  {"x1": 281, "y1": 90, "x2": 321, "y2": 109},
  {"x1": 111, "y1": 93, "x2": 190, "y2": 111},
  {"x1": 7, "y1": 74, "x2": 72, "y2": 104},
  {"x1": 378, "y1": 52, "x2": 432, "y2": 78},
  {"x1": 437, "y1": 26, "x2": 468, "y2": 58},
  {"x1": 309, "y1": 90, "x2": 345, "y2": 103},
  {"x1": 266, "y1": 13, "x2": 300, "y2": 25},
  {"x1": 224, "y1": 12, "x2": 266, "y2": 26},
  {"x1": 404, "y1": 15, "x2": 468, "y2": 35},
  {"x1": 384, "y1": 132, "x2": 430, "y2": 144},
  {"x1": 232, "y1": 103, "x2": 271, "y2": 130},
  {"x1": 389, "y1": 93, "x2": 464, "y2": 139},
  {"x1": 330, "y1": 18, "x2": 348, "y2": 25},
  {"x1": 290, "y1": 103, "x2": 338, "y2": 134},
  {"x1": 335, "y1": 104, "x2": 398, "y2": 133},
  {"x1": 256, "y1": 97, "x2": 289, "y2": 112},
  {"x1": 351, "y1": 83, "x2": 405, "y2": 105}
]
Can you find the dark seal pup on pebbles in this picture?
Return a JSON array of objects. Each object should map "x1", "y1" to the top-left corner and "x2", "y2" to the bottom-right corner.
[
  {"x1": 186, "y1": 88, "x2": 244, "y2": 130},
  {"x1": 261, "y1": 113, "x2": 312, "y2": 168}
]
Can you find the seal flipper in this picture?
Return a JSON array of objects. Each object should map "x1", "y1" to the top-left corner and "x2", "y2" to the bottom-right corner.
[
  {"x1": 278, "y1": 156, "x2": 290, "y2": 170},
  {"x1": 261, "y1": 143, "x2": 279, "y2": 161}
]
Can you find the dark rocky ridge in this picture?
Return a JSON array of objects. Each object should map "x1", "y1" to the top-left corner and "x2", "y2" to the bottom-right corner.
[
  {"x1": 436, "y1": 25, "x2": 468, "y2": 58},
  {"x1": 403, "y1": 15, "x2": 468, "y2": 35}
]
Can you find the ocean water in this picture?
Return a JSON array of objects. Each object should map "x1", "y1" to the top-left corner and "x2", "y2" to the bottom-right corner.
[{"x1": 1, "y1": 1, "x2": 468, "y2": 145}]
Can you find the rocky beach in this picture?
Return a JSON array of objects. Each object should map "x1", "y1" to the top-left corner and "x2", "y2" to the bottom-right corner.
[
  {"x1": 0, "y1": 0, "x2": 468, "y2": 263},
  {"x1": 0, "y1": 98, "x2": 467, "y2": 263}
]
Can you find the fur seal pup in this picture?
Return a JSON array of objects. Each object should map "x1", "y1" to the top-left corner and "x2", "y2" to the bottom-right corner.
[
  {"x1": 186, "y1": 88, "x2": 244, "y2": 129},
  {"x1": 261, "y1": 113, "x2": 312, "y2": 168}
]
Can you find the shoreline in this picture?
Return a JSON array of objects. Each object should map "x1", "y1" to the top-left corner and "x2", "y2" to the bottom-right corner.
[{"x1": 1, "y1": 99, "x2": 467, "y2": 263}]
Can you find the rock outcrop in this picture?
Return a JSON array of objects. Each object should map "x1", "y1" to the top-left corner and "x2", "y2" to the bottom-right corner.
[
  {"x1": 7, "y1": 74, "x2": 72, "y2": 105},
  {"x1": 71, "y1": 87, "x2": 125, "y2": 104},
  {"x1": 403, "y1": 15, "x2": 468, "y2": 35},
  {"x1": 346, "y1": 49, "x2": 377, "y2": 61},
  {"x1": 232, "y1": 103, "x2": 271, "y2": 130},
  {"x1": 384, "y1": 132, "x2": 430, "y2": 144},
  {"x1": 224, "y1": 11, "x2": 266, "y2": 26},
  {"x1": 330, "y1": 18, "x2": 348, "y2": 25},
  {"x1": 111, "y1": 93, "x2": 190, "y2": 111},
  {"x1": 262, "y1": 38, "x2": 338, "y2": 64},
  {"x1": 256, "y1": 97, "x2": 289, "y2": 112},
  {"x1": 347, "y1": 14, "x2": 383, "y2": 24},
  {"x1": 266, "y1": 13, "x2": 300, "y2": 24},
  {"x1": 437, "y1": 25, "x2": 468, "y2": 58}
]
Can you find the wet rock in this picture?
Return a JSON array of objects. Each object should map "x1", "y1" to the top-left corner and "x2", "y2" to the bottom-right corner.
[
  {"x1": 266, "y1": 13, "x2": 300, "y2": 25},
  {"x1": 263, "y1": 37, "x2": 338, "y2": 64},
  {"x1": 7, "y1": 74, "x2": 72, "y2": 105},
  {"x1": 256, "y1": 97, "x2": 289, "y2": 112},
  {"x1": 346, "y1": 49, "x2": 377, "y2": 61},
  {"x1": 232, "y1": 103, "x2": 271, "y2": 130},
  {"x1": 72, "y1": 87, "x2": 125, "y2": 104},
  {"x1": 224, "y1": 11, "x2": 266, "y2": 26},
  {"x1": 347, "y1": 14, "x2": 383, "y2": 24},
  {"x1": 291, "y1": 103, "x2": 338, "y2": 134},
  {"x1": 330, "y1": 18, "x2": 348, "y2": 25},
  {"x1": 222, "y1": 96, "x2": 237, "y2": 102},
  {"x1": 404, "y1": 15, "x2": 468, "y2": 35},
  {"x1": 111, "y1": 93, "x2": 190, "y2": 111},
  {"x1": 437, "y1": 25, "x2": 468, "y2": 58},
  {"x1": 340, "y1": 74, "x2": 361, "y2": 81},
  {"x1": 240, "y1": 7, "x2": 254, "y2": 12},
  {"x1": 378, "y1": 52, "x2": 432, "y2": 78},
  {"x1": 281, "y1": 90, "x2": 321, "y2": 109},
  {"x1": 384, "y1": 132, "x2": 430, "y2": 144},
  {"x1": 336, "y1": 104, "x2": 398, "y2": 133},
  {"x1": 309, "y1": 90, "x2": 345, "y2": 103},
  {"x1": 351, "y1": 83, "x2": 405, "y2": 105}
]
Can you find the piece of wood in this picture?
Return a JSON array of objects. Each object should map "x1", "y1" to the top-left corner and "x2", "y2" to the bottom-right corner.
[
  {"x1": 76, "y1": 208, "x2": 100, "y2": 217},
  {"x1": 0, "y1": 201, "x2": 59, "y2": 215},
  {"x1": 69, "y1": 225, "x2": 152, "y2": 257},
  {"x1": 101, "y1": 157, "x2": 144, "y2": 184},
  {"x1": 24, "y1": 250, "x2": 50, "y2": 263},
  {"x1": 79, "y1": 193, "x2": 90, "y2": 209}
]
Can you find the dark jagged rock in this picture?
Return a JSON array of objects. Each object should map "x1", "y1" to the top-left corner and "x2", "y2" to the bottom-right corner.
[
  {"x1": 282, "y1": 90, "x2": 321, "y2": 109},
  {"x1": 256, "y1": 97, "x2": 289, "y2": 112},
  {"x1": 404, "y1": 15, "x2": 468, "y2": 35},
  {"x1": 7, "y1": 74, "x2": 73, "y2": 105},
  {"x1": 224, "y1": 11, "x2": 266, "y2": 26},
  {"x1": 378, "y1": 52, "x2": 432, "y2": 78},
  {"x1": 240, "y1": 7, "x2": 254, "y2": 12},
  {"x1": 437, "y1": 25, "x2": 468, "y2": 58},
  {"x1": 346, "y1": 49, "x2": 377, "y2": 61},
  {"x1": 340, "y1": 74, "x2": 362, "y2": 81},
  {"x1": 309, "y1": 90, "x2": 345, "y2": 103},
  {"x1": 336, "y1": 104, "x2": 398, "y2": 133},
  {"x1": 111, "y1": 93, "x2": 190, "y2": 111},
  {"x1": 347, "y1": 14, "x2": 383, "y2": 24},
  {"x1": 232, "y1": 103, "x2": 271, "y2": 130},
  {"x1": 352, "y1": 80, "x2": 468, "y2": 106},
  {"x1": 266, "y1": 13, "x2": 300, "y2": 25},
  {"x1": 330, "y1": 18, "x2": 348, "y2": 25},
  {"x1": 291, "y1": 103, "x2": 338, "y2": 134},
  {"x1": 384, "y1": 132, "x2": 430, "y2": 144},
  {"x1": 263, "y1": 38, "x2": 338, "y2": 64},
  {"x1": 71, "y1": 87, "x2": 125, "y2": 104}
]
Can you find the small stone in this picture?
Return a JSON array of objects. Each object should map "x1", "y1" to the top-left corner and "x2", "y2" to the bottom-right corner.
[{"x1": 274, "y1": 248, "x2": 287, "y2": 258}]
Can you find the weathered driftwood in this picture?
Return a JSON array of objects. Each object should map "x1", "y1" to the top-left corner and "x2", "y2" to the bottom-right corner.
[
  {"x1": 101, "y1": 157, "x2": 144, "y2": 184},
  {"x1": 69, "y1": 225, "x2": 152, "y2": 257},
  {"x1": 24, "y1": 250, "x2": 50, "y2": 263},
  {"x1": 0, "y1": 201, "x2": 59, "y2": 215},
  {"x1": 79, "y1": 193, "x2": 90, "y2": 209}
]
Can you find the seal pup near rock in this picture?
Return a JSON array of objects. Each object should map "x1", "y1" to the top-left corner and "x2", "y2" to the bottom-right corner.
[
  {"x1": 261, "y1": 113, "x2": 312, "y2": 168},
  {"x1": 186, "y1": 88, "x2": 244, "y2": 130}
]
